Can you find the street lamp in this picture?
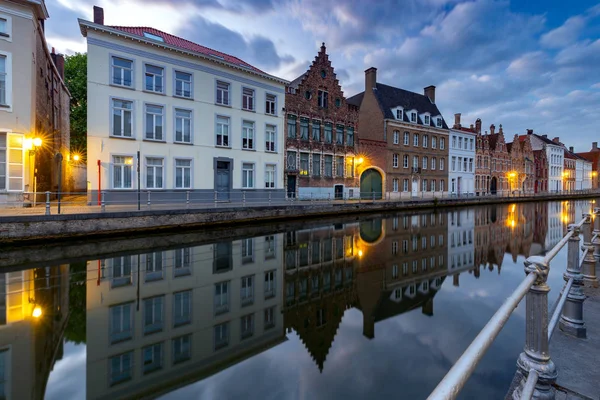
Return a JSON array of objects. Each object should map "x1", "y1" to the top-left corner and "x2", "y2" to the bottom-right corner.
[
  {"x1": 32, "y1": 306, "x2": 43, "y2": 318},
  {"x1": 25, "y1": 137, "x2": 43, "y2": 205}
]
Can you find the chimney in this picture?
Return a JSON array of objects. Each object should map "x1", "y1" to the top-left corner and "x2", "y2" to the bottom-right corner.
[
  {"x1": 490, "y1": 124, "x2": 495, "y2": 135},
  {"x1": 50, "y1": 48, "x2": 65, "y2": 79},
  {"x1": 365, "y1": 67, "x2": 377, "y2": 91},
  {"x1": 454, "y1": 113, "x2": 461, "y2": 128},
  {"x1": 552, "y1": 137, "x2": 560, "y2": 144},
  {"x1": 542, "y1": 134, "x2": 548, "y2": 138},
  {"x1": 424, "y1": 85, "x2": 436, "y2": 104},
  {"x1": 592, "y1": 142, "x2": 598, "y2": 151},
  {"x1": 475, "y1": 118, "x2": 482, "y2": 134},
  {"x1": 527, "y1": 129, "x2": 533, "y2": 135},
  {"x1": 569, "y1": 146, "x2": 574, "y2": 153},
  {"x1": 422, "y1": 298, "x2": 434, "y2": 316},
  {"x1": 93, "y1": 6, "x2": 104, "y2": 25}
]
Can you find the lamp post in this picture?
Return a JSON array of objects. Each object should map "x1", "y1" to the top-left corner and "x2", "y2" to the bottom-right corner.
[
  {"x1": 25, "y1": 137, "x2": 43, "y2": 206},
  {"x1": 55, "y1": 153, "x2": 63, "y2": 214}
]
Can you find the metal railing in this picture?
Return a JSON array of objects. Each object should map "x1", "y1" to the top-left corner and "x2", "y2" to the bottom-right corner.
[{"x1": 428, "y1": 207, "x2": 600, "y2": 400}]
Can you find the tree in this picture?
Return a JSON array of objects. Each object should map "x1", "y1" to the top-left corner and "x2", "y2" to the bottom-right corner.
[
  {"x1": 64, "y1": 261, "x2": 87, "y2": 344},
  {"x1": 64, "y1": 53, "x2": 87, "y2": 153}
]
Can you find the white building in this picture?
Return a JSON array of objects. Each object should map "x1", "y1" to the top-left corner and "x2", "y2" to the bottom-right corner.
[
  {"x1": 447, "y1": 209, "x2": 475, "y2": 273},
  {"x1": 570, "y1": 147, "x2": 593, "y2": 190},
  {"x1": 527, "y1": 133, "x2": 564, "y2": 192},
  {"x1": 79, "y1": 7, "x2": 287, "y2": 205},
  {"x1": 449, "y1": 122, "x2": 476, "y2": 195}
]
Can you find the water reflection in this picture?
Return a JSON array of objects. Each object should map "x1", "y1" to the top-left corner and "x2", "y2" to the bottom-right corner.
[{"x1": 0, "y1": 199, "x2": 597, "y2": 399}]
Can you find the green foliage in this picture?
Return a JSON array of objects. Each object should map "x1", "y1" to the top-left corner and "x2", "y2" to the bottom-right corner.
[
  {"x1": 64, "y1": 53, "x2": 87, "y2": 153},
  {"x1": 64, "y1": 262, "x2": 87, "y2": 344}
]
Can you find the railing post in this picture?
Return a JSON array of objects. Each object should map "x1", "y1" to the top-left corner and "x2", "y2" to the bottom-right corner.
[
  {"x1": 147, "y1": 191, "x2": 151, "y2": 207},
  {"x1": 101, "y1": 191, "x2": 106, "y2": 213},
  {"x1": 45, "y1": 191, "x2": 51, "y2": 215},
  {"x1": 513, "y1": 256, "x2": 557, "y2": 400},
  {"x1": 592, "y1": 207, "x2": 600, "y2": 281},
  {"x1": 268, "y1": 191, "x2": 272, "y2": 206},
  {"x1": 560, "y1": 224, "x2": 586, "y2": 338},
  {"x1": 214, "y1": 191, "x2": 217, "y2": 208},
  {"x1": 242, "y1": 191, "x2": 246, "y2": 207},
  {"x1": 186, "y1": 191, "x2": 190, "y2": 209},
  {"x1": 581, "y1": 213, "x2": 598, "y2": 287}
]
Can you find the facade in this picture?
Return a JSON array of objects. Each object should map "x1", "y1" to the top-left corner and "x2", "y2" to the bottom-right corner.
[
  {"x1": 80, "y1": 7, "x2": 287, "y2": 204},
  {"x1": 284, "y1": 44, "x2": 359, "y2": 199},
  {"x1": 474, "y1": 121, "x2": 511, "y2": 195},
  {"x1": 518, "y1": 131, "x2": 565, "y2": 193},
  {"x1": 0, "y1": 0, "x2": 70, "y2": 205},
  {"x1": 86, "y1": 237, "x2": 285, "y2": 399},
  {"x1": 532, "y1": 149, "x2": 548, "y2": 193},
  {"x1": 448, "y1": 209, "x2": 475, "y2": 275},
  {"x1": 508, "y1": 134, "x2": 535, "y2": 194},
  {"x1": 348, "y1": 68, "x2": 450, "y2": 199},
  {"x1": 576, "y1": 142, "x2": 600, "y2": 189},
  {"x1": 563, "y1": 151, "x2": 576, "y2": 191},
  {"x1": 449, "y1": 114, "x2": 476, "y2": 195}
]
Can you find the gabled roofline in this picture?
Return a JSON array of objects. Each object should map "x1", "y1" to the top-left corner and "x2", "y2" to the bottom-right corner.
[{"x1": 78, "y1": 19, "x2": 289, "y2": 86}]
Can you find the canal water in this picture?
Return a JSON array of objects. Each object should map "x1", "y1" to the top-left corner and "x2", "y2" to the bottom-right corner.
[{"x1": 1, "y1": 200, "x2": 596, "y2": 400}]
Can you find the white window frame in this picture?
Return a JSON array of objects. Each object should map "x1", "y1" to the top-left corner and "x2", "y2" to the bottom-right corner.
[
  {"x1": 174, "y1": 107, "x2": 192, "y2": 144},
  {"x1": 422, "y1": 156, "x2": 428, "y2": 170},
  {"x1": 145, "y1": 157, "x2": 164, "y2": 189},
  {"x1": 440, "y1": 158, "x2": 445, "y2": 171},
  {"x1": 410, "y1": 112, "x2": 417, "y2": 123},
  {"x1": 112, "y1": 154, "x2": 134, "y2": 189},
  {"x1": 432, "y1": 137, "x2": 436, "y2": 149},
  {"x1": 436, "y1": 117, "x2": 443, "y2": 127},
  {"x1": 423, "y1": 135, "x2": 428, "y2": 148},
  {"x1": 403, "y1": 132, "x2": 409, "y2": 145},
  {"x1": 110, "y1": 55, "x2": 134, "y2": 88},
  {"x1": 393, "y1": 178, "x2": 399, "y2": 192},
  {"x1": 242, "y1": 87, "x2": 255, "y2": 111},
  {"x1": 0, "y1": 131, "x2": 23, "y2": 192},
  {"x1": 174, "y1": 70, "x2": 193, "y2": 98},
  {"x1": 424, "y1": 115, "x2": 430, "y2": 125},
  {"x1": 413, "y1": 133, "x2": 419, "y2": 147},
  {"x1": 110, "y1": 97, "x2": 134, "y2": 138},
  {"x1": 440, "y1": 138, "x2": 445, "y2": 150},
  {"x1": 265, "y1": 124, "x2": 277, "y2": 152},
  {"x1": 431, "y1": 157, "x2": 436, "y2": 170},
  {"x1": 174, "y1": 158, "x2": 192, "y2": 189},
  {"x1": 403, "y1": 154, "x2": 409, "y2": 168},
  {"x1": 0, "y1": 15, "x2": 12, "y2": 42},
  {"x1": 242, "y1": 163, "x2": 255, "y2": 189},
  {"x1": 216, "y1": 80, "x2": 231, "y2": 106},
  {"x1": 173, "y1": 290, "x2": 192, "y2": 327},
  {"x1": 264, "y1": 270, "x2": 276, "y2": 298},
  {"x1": 392, "y1": 153, "x2": 398, "y2": 168},
  {"x1": 318, "y1": 90, "x2": 328, "y2": 108},
  {"x1": 395, "y1": 108, "x2": 403, "y2": 120},
  {"x1": 144, "y1": 64, "x2": 165, "y2": 93},
  {"x1": 110, "y1": 302, "x2": 134, "y2": 343},
  {"x1": 144, "y1": 103, "x2": 164, "y2": 141},
  {"x1": 265, "y1": 163, "x2": 276, "y2": 189},
  {"x1": 393, "y1": 131, "x2": 399, "y2": 144},
  {"x1": 215, "y1": 115, "x2": 231, "y2": 147},
  {"x1": 242, "y1": 120, "x2": 255, "y2": 150},
  {"x1": 265, "y1": 93, "x2": 277, "y2": 115}
]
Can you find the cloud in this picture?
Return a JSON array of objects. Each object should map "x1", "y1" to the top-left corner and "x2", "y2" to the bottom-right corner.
[{"x1": 540, "y1": 15, "x2": 586, "y2": 48}]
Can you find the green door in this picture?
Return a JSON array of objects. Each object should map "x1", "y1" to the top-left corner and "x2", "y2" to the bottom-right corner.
[{"x1": 360, "y1": 169, "x2": 382, "y2": 199}]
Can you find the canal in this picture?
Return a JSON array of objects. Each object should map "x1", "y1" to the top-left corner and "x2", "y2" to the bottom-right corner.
[{"x1": 1, "y1": 199, "x2": 596, "y2": 399}]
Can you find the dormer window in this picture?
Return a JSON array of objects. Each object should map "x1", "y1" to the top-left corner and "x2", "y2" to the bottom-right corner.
[
  {"x1": 411, "y1": 112, "x2": 417, "y2": 123},
  {"x1": 395, "y1": 109, "x2": 403, "y2": 120},
  {"x1": 143, "y1": 32, "x2": 165, "y2": 42},
  {"x1": 424, "y1": 115, "x2": 430, "y2": 125},
  {"x1": 436, "y1": 117, "x2": 443, "y2": 128}
]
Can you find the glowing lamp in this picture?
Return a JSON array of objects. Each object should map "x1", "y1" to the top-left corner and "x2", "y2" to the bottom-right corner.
[
  {"x1": 32, "y1": 306, "x2": 42, "y2": 318},
  {"x1": 73, "y1": 154, "x2": 80, "y2": 162},
  {"x1": 358, "y1": 250, "x2": 363, "y2": 257},
  {"x1": 33, "y1": 137, "x2": 42, "y2": 147}
]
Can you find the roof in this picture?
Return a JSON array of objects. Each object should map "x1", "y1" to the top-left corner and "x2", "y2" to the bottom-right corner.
[
  {"x1": 517, "y1": 133, "x2": 563, "y2": 151},
  {"x1": 487, "y1": 133, "x2": 502, "y2": 151},
  {"x1": 78, "y1": 20, "x2": 288, "y2": 84},
  {"x1": 347, "y1": 83, "x2": 449, "y2": 129},
  {"x1": 289, "y1": 72, "x2": 307, "y2": 90}
]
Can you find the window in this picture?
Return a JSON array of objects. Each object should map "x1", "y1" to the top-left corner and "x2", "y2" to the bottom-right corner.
[
  {"x1": 423, "y1": 135, "x2": 428, "y2": 148},
  {"x1": 287, "y1": 117, "x2": 297, "y2": 138},
  {"x1": 242, "y1": 87, "x2": 255, "y2": 111},
  {"x1": 241, "y1": 275, "x2": 254, "y2": 306},
  {"x1": 145, "y1": 104, "x2": 164, "y2": 141},
  {"x1": 0, "y1": 17, "x2": 9, "y2": 37},
  {"x1": 214, "y1": 80, "x2": 234, "y2": 108},
  {"x1": 403, "y1": 154, "x2": 409, "y2": 168},
  {"x1": 110, "y1": 303, "x2": 133, "y2": 343},
  {"x1": 110, "y1": 352, "x2": 133, "y2": 385},
  {"x1": 403, "y1": 179, "x2": 409, "y2": 192},
  {"x1": 324, "y1": 155, "x2": 333, "y2": 177},
  {"x1": 440, "y1": 138, "x2": 445, "y2": 149},
  {"x1": 265, "y1": 306, "x2": 276, "y2": 329},
  {"x1": 242, "y1": 163, "x2": 254, "y2": 188},
  {"x1": 143, "y1": 296, "x2": 164, "y2": 334},
  {"x1": 422, "y1": 179, "x2": 428, "y2": 191},
  {"x1": 413, "y1": 156, "x2": 419, "y2": 169},
  {"x1": 265, "y1": 93, "x2": 276, "y2": 115},
  {"x1": 469, "y1": 158, "x2": 473, "y2": 172},
  {"x1": 299, "y1": 153, "x2": 309, "y2": 175},
  {"x1": 216, "y1": 116, "x2": 230, "y2": 147},
  {"x1": 347, "y1": 127, "x2": 354, "y2": 146},
  {"x1": 431, "y1": 157, "x2": 436, "y2": 170},
  {"x1": 396, "y1": 109, "x2": 403, "y2": 120},
  {"x1": 422, "y1": 156, "x2": 428, "y2": 170},
  {"x1": 175, "y1": 159, "x2": 191, "y2": 189},
  {"x1": 392, "y1": 241, "x2": 398, "y2": 254},
  {"x1": 413, "y1": 133, "x2": 419, "y2": 147},
  {"x1": 347, "y1": 157, "x2": 355, "y2": 178},
  {"x1": 437, "y1": 117, "x2": 443, "y2": 127},
  {"x1": 214, "y1": 282, "x2": 230, "y2": 315},
  {"x1": 336, "y1": 126, "x2": 344, "y2": 145},
  {"x1": 393, "y1": 178, "x2": 399, "y2": 192},
  {"x1": 173, "y1": 291, "x2": 192, "y2": 327},
  {"x1": 300, "y1": 119, "x2": 309, "y2": 140},
  {"x1": 393, "y1": 154, "x2": 399, "y2": 168},
  {"x1": 424, "y1": 115, "x2": 430, "y2": 125},
  {"x1": 324, "y1": 124, "x2": 333, "y2": 143},
  {"x1": 393, "y1": 131, "x2": 399, "y2": 144},
  {"x1": 145, "y1": 252, "x2": 164, "y2": 281},
  {"x1": 111, "y1": 99, "x2": 133, "y2": 137},
  {"x1": 0, "y1": 133, "x2": 21, "y2": 191},
  {"x1": 452, "y1": 157, "x2": 456, "y2": 172},
  {"x1": 440, "y1": 179, "x2": 445, "y2": 191},
  {"x1": 463, "y1": 158, "x2": 468, "y2": 172},
  {"x1": 144, "y1": 64, "x2": 164, "y2": 93},
  {"x1": 431, "y1": 180, "x2": 436, "y2": 191},
  {"x1": 318, "y1": 90, "x2": 328, "y2": 108},
  {"x1": 411, "y1": 112, "x2": 417, "y2": 122},
  {"x1": 242, "y1": 120, "x2": 255, "y2": 149},
  {"x1": 432, "y1": 137, "x2": 437, "y2": 148},
  {"x1": 174, "y1": 248, "x2": 191, "y2": 277},
  {"x1": 111, "y1": 57, "x2": 133, "y2": 87},
  {"x1": 312, "y1": 121, "x2": 321, "y2": 141},
  {"x1": 112, "y1": 155, "x2": 133, "y2": 189},
  {"x1": 111, "y1": 256, "x2": 133, "y2": 288},
  {"x1": 145, "y1": 158, "x2": 164, "y2": 189},
  {"x1": 174, "y1": 108, "x2": 192, "y2": 143},
  {"x1": 173, "y1": 335, "x2": 192, "y2": 364},
  {"x1": 440, "y1": 158, "x2": 445, "y2": 171},
  {"x1": 214, "y1": 322, "x2": 229, "y2": 350},
  {"x1": 265, "y1": 164, "x2": 276, "y2": 188},
  {"x1": 312, "y1": 154, "x2": 321, "y2": 176},
  {"x1": 470, "y1": 138, "x2": 474, "y2": 150},
  {"x1": 241, "y1": 314, "x2": 255, "y2": 339},
  {"x1": 265, "y1": 270, "x2": 276, "y2": 298},
  {"x1": 286, "y1": 151, "x2": 297, "y2": 170},
  {"x1": 336, "y1": 156, "x2": 344, "y2": 177}
]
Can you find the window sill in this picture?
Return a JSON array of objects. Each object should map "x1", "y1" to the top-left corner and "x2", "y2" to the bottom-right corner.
[
  {"x1": 173, "y1": 95, "x2": 194, "y2": 101},
  {"x1": 0, "y1": 103, "x2": 11, "y2": 109},
  {"x1": 215, "y1": 103, "x2": 232, "y2": 108},
  {"x1": 265, "y1": 112, "x2": 277, "y2": 117},
  {"x1": 242, "y1": 148, "x2": 257, "y2": 152},
  {"x1": 265, "y1": 150, "x2": 278, "y2": 154},
  {"x1": 143, "y1": 139, "x2": 167, "y2": 143},
  {"x1": 173, "y1": 141, "x2": 194, "y2": 146},
  {"x1": 110, "y1": 83, "x2": 135, "y2": 91},
  {"x1": 242, "y1": 108, "x2": 256, "y2": 113},
  {"x1": 215, "y1": 145, "x2": 232, "y2": 149},
  {"x1": 0, "y1": 33, "x2": 10, "y2": 38},
  {"x1": 143, "y1": 90, "x2": 166, "y2": 96},
  {"x1": 109, "y1": 135, "x2": 135, "y2": 140}
]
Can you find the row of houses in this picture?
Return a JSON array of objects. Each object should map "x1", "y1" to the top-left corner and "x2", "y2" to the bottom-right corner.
[{"x1": 1, "y1": 3, "x2": 598, "y2": 205}]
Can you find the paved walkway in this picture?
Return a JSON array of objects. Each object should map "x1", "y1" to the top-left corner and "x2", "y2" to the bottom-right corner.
[{"x1": 550, "y1": 285, "x2": 600, "y2": 400}]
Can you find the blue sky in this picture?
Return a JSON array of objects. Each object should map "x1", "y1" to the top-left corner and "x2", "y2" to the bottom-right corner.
[{"x1": 46, "y1": 0, "x2": 600, "y2": 151}]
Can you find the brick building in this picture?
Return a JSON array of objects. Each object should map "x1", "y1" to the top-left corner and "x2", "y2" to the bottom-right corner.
[
  {"x1": 508, "y1": 134, "x2": 535, "y2": 194},
  {"x1": 348, "y1": 68, "x2": 449, "y2": 199},
  {"x1": 474, "y1": 121, "x2": 511, "y2": 195},
  {"x1": 284, "y1": 43, "x2": 359, "y2": 199},
  {"x1": 576, "y1": 142, "x2": 600, "y2": 189},
  {"x1": 563, "y1": 150, "x2": 576, "y2": 191}
]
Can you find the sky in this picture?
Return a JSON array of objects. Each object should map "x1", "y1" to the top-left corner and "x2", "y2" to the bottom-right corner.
[{"x1": 45, "y1": 0, "x2": 600, "y2": 151}]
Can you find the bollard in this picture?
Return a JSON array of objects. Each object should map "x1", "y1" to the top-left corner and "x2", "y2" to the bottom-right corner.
[
  {"x1": 147, "y1": 191, "x2": 151, "y2": 207},
  {"x1": 45, "y1": 191, "x2": 51, "y2": 215},
  {"x1": 268, "y1": 191, "x2": 272, "y2": 206},
  {"x1": 186, "y1": 191, "x2": 190, "y2": 209},
  {"x1": 560, "y1": 224, "x2": 586, "y2": 337},
  {"x1": 581, "y1": 213, "x2": 599, "y2": 287},
  {"x1": 101, "y1": 191, "x2": 106, "y2": 213},
  {"x1": 214, "y1": 191, "x2": 218, "y2": 208},
  {"x1": 242, "y1": 191, "x2": 246, "y2": 207},
  {"x1": 513, "y1": 256, "x2": 557, "y2": 399}
]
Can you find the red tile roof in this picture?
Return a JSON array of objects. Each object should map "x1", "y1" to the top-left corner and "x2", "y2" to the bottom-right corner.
[{"x1": 108, "y1": 26, "x2": 265, "y2": 74}]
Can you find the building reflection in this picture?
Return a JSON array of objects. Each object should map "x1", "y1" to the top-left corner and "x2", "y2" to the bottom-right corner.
[{"x1": 0, "y1": 265, "x2": 69, "y2": 399}]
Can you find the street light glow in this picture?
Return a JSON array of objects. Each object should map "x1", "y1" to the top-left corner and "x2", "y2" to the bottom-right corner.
[
  {"x1": 357, "y1": 157, "x2": 364, "y2": 164},
  {"x1": 73, "y1": 154, "x2": 80, "y2": 162},
  {"x1": 33, "y1": 137, "x2": 42, "y2": 147},
  {"x1": 32, "y1": 306, "x2": 42, "y2": 318}
]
